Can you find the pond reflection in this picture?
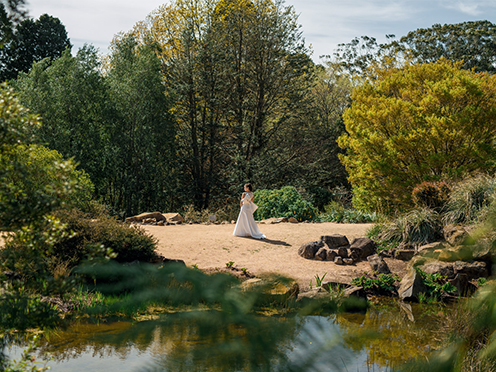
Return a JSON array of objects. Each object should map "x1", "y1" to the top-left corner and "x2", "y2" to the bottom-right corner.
[{"x1": 15, "y1": 300, "x2": 448, "y2": 372}]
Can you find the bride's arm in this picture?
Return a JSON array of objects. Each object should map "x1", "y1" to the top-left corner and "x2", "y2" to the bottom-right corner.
[{"x1": 240, "y1": 192, "x2": 246, "y2": 207}]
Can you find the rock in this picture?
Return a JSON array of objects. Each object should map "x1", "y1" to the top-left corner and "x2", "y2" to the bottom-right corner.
[
  {"x1": 288, "y1": 217, "x2": 298, "y2": 223},
  {"x1": 349, "y1": 249, "x2": 360, "y2": 262},
  {"x1": 221, "y1": 221, "x2": 229, "y2": 225},
  {"x1": 315, "y1": 247, "x2": 329, "y2": 261},
  {"x1": 349, "y1": 238, "x2": 376, "y2": 259},
  {"x1": 326, "y1": 250, "x2": 337, "y2": 261},
  {"x1": 337, "y1": 246, "x2": 349, "y2": 258},
  {"x1": 298, "y1": 241, "x2": 325, "y2": 259},
  {"x1": 417, "y1": 242, "x2": 446, "y2": 256},
  {"x1": 343, "y1": 285, "x2": 367, "y2": 300},
  {"x1": 437, "y1": 245, "x2": 473, "y2": 262},
  {"x1": 125, "y1": 212, "x2": 167, "y2": 224},
  {"x1": 444, "y1": 224, "x2": 470, "y2": 246},
  {"x1": 395, "y1": 249, "x2": 415, "y2": 261},
  {"x1": 334, "y1": 256, "x2": 344, "y2": 265},
  {"x1": 170, "y1": 220, "x2": 182, "y2": 225},
  {"x1": 343, "y1": 258, "x2": 354, "y2": 265},
  {"x1": 420, "y1": 260, "x2": 455, "y2": 279},
  {"x1": 367, "y1": 254, "x2": 390, "y2": 274},
  {"x1": 143, "y1": 218, "x2": 156, "y2": 224},
  {"x1": 157, "y1": 220, "x2": 165, "y2": 226},
  {"x1": 163, "y1": 213, "x2": 185, "y2": 223},
  {"x1": 297, "y1": 287, "x2": 329, "y2": 301},
  {"x1": 231, "y1": 220, "x2": 236, "y2": 224},
  {"x1": 398, "y1": 267, "x2": 428, "y2": 301},
  {"x1": 448, "y1": 273, "x2": 477, "y2": 297},
  {"x1": 241, "y1": 278, "x2": 299, "y2": 303},
  {"x1": 453, "y1": 261, "x2": 488, "y2": 279},
  {"x1": 162, "y1": 258, "x2": 186, "y2": 266},
  {"x1": 321, "y1": 235, "x2": 349, "y2": 249}
]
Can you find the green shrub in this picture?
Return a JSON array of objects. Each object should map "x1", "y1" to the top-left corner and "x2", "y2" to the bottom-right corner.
[
  {"x1": 443, "y1": 175, "x2": 496, "y2": 224},
  {"x1": 319, "y1": 201, "x2": 380, "y2": 223},
  {"x1": 10, "y1": 144, "x2": 94, "y2": 211},
  {"x1": 376, "y1": 208, "x2": 442, "y2": 246},
  {"x1": 416, "y1": 268, "x2": 457, "y2": 301},
  {"x1": 53, "y1": 208, "x2": 159, "y2": 265},
  {"x1": 351, "y1": 272, "x2": 401, "y2": 294},
  {"x1": 412, "y1": 181, "x2": 451, "y2": 212},
  {"x1": 253, "y1": 186, "x2": 318, "y2": 221}
]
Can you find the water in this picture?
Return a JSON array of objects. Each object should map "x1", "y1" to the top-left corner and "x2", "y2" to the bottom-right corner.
[{"x1": 7, "y1": 299, "x2": 448, "y2": 372}]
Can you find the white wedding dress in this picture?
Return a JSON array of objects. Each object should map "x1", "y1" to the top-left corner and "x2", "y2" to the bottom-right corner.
[{"x1": 233, "y1": 192, "x2": 266, "y2": 239}]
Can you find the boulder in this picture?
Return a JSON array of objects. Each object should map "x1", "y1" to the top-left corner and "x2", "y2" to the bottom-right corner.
[
  {"x1": 437, "y1": 245, "x2": 473, "y2": 262},
  {"x1": 298, "y1": 241, "x2": 325, "y2": 259},
  {"x1": 419, "y1": 260, "x2": 455, "y2": 279},
  {"x1": 334, "y1": 256, "x2": 344, "y2": 265},
  {"x1": 417, "y1": 242, "x2": 446, "y2": 256},
  {"x1": 448, "y1": 273, "x2": 477, "y2": 297},
  {"x1": 337, "y1": 246, "x2": 349, "y2": 258},
  {"x1": 157, "y1": 220, "x2": 165, "y2": 226},
  {"x1": 343, "y1": 258, "x2": 354, "y2": 265},
  {"x1": 242, "y1": 278, "x2": 299, "y2": 303},
  {"x1": 288, "y1": 217, "x2": 298, "y2": 223},
  {"x1": 321, "y1": 235, "x2": 349, "y2": 249},
  {"x1": 443, "y1": 224, "x2": 470, "y2": 246},
  {"x1": 367, "y1": 254, "x2": 390, "y2": 274},
  {"x1": 297, "y1": 287, "x2": 329, "y2": 301},
  {"x1": 398, "y1": 267, "x2": 428, "y2": 301},
  {"x1": 349, "y1": 238, "x2": 376, "y2": 259},
  {"x1": 163, "y1": 213, "x2": 185, "y2": 223},
  {"x1": 349, "y1": 249, "x2": 360, "y2": 262},
  {"x1": 395, "y1": 249, "x2": 415, "y2": 261},
  {"x1": 453, "y1": 261, "x2": 488, "y2": 279},
  {"x1": 343, "y1": 285, "x2": 367, "y2": 300},
  {"x1": 125, "y1": 212, "x2": 167, "y2": 223},
  {"x1": 326, "y1": 250, "x2": 337, "y2": 261},
  {"x1": 315, "y1": 247, "x2": 329, "y2": 261}
]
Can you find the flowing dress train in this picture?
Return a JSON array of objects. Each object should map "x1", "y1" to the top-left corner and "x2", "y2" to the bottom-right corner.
[{"x1": 233, "y1": 192, "x2": 266, "y2": 239}]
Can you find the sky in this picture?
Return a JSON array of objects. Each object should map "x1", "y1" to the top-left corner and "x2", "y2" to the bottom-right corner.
[{"x1": 27, "y1": 0, "x2": 496, "y2": 62}]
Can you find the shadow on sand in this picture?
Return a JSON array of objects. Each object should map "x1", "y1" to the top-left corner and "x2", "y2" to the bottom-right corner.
[{"x1": 236, "y1": 236, "x2": 291, "y2": 246}]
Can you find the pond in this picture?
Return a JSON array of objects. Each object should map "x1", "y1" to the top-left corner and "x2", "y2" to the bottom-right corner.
[{"x1": 7, "y1": 299, "x2": 449, "y2": 372}]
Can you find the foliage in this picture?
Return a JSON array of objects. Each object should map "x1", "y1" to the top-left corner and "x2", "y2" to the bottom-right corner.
[
  {"x1": 0, "y1": 83, "x2": 84, "y2": 333},
  {"x1": 416, "y1": 268, "x2": 457, "y2": 302},
  {"x1": 253, "y1": 186, "x2": 318, "y2": 221},
  {"x1": 0, "y1": 0, "x2": 27, "y2": 46},
  {"x1": 412, "y1": 181, "x2": 451, "y2": 212},
  {"x1": 339, "y1": 59, "x2": 496, "y2": 212},
  {"x1": 53, "y1": 208, "x2": 159, "y2": 265},
  {"x1": 0, "y1": 13, "x2": 71, "y2": 81},
  {"x1": 443, "y1": 174, "x2": 496, "y2": 225},
  {"x1": 319, "y1": 201, "x2": 380, "y2": 223},
  {"x1": 314, "y1": 272, "x2": 327, "y2": 287},
  {"x1": 11, "y1": 144, "x2": 94, "y2": 210},
  {"x1": 15, "y1": 40, "x2": 176, "y2": 217},
  {"x1": 351, "y1": 272, "x2": 400, "y2": 294},
  {"x1": 374, "y1": 208, "x2": 442, "y2": 247},
  {"x1": 106, "y1": 35, "x2": 176, "y2": 217},
  {"x1": 390, "y1": 20, "x2": 496, "y2": 73}
]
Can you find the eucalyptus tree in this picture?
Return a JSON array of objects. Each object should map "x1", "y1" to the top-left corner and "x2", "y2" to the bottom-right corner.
[
  {"x1": 124, "y1": 0, "x2": 311, "y2": 208},
  {"x1": 106, "y1": 35, "x2": 176, "y2": 216}
]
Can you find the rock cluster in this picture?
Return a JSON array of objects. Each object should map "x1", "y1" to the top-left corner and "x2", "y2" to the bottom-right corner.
[
  {"x1": 298, "y1": 234, "x2": 377, "y2": 265},
  {"x1": 125, "y1": 212, "x2": 185, "y2": 226}
]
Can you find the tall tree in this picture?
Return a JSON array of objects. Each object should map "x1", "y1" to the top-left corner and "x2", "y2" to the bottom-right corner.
[
  {"x1": 106, "y1": 36, "x2": 176, "y2": 216},
  {"x1": 0, "y1": 13, "x2": 71, "y2": 81},
  {"x1": 124, "y1": 0, "x2": 310, "y2": 208},
  {"x1": 14, "y1": 45, "x2": 111, "y2": 200}
]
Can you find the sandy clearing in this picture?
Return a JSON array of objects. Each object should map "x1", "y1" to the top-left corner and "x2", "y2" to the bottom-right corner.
[{"x1": 143, "y1": 222, "x2": 406, "y2": 291}]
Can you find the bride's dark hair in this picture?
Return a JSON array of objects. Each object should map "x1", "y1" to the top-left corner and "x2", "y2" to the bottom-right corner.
[{"x1": 244, "y1": 183, "x2": 253, "y2": 192}]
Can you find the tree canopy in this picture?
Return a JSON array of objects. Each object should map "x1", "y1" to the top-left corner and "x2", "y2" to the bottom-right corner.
[
  {"x1": 0, "y1": 13, "x2": 71, "y2": 81},
  {"x1": 338, "y1": 59, "x2": 496, "y2": 211}
]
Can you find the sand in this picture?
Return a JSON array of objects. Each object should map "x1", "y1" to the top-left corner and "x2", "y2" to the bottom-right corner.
[{"x1": 144, "y1": 222, "x2": 407, "y2": 291}]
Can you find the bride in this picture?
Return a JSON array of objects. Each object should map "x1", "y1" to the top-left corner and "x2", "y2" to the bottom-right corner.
[{"x1": 233, "y1": 183, "x2": 266, "y2": 239}]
